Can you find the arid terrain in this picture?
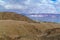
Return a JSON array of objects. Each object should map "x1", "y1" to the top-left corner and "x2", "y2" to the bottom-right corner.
[{"x1": 0, "y1": 12, "x2": 60, "y2": 40}]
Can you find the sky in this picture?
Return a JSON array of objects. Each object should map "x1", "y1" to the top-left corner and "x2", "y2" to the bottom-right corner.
[
  {"x1": 0, "y1": 0, "x2": 60, "y2": 14},
  {"x1": 0, "y1": 0, "x2": 60, "y2": 23},
  {"x1": 28, "y1": 14, "x2": 60, "y2": 23}
]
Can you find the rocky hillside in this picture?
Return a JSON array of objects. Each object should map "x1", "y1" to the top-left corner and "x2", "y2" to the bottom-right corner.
[
  {"x1": 0, "y1": 12, "x2": 36, "y2": 23},
  {"x1": 0, "y1": 12, "x2": 60, "y2": 40},
  {"x1": 0, "y1": 20, "x2": 59, "y2": 40}
]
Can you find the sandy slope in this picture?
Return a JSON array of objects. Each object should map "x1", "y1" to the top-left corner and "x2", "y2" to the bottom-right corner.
[
  {"x1": 0, "y1": 12, "x2": 36, "y2": 23},
  {"x1": 0, "y1": 20, "x2": 60, "y2": 40},
  {"x1": 0, "y1": 20, "x2": 41, "y2": 40}
]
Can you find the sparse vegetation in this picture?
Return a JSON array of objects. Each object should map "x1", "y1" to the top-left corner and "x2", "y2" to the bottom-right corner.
[
  {"x1": 0, "y1": 12, "x2": 59, "y2": 40},
  {"x1": 0, "y1": 12, "x2": 36, "y2": 23},
  {"x1": 41, "y1": 35, "x2": 60, "y2": 40}
]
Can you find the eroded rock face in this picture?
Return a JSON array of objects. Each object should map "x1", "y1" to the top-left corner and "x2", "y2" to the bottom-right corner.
[
  {"x1": 44, "y1": 28, "x2": 60, "y2": 35},
  {"x1": 40, "y1": 28, "x2": 60, "y2": 40}
]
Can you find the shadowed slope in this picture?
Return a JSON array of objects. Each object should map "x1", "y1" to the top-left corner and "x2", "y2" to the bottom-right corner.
[{"x1": 40, "y1": 28, "x2": 60, "y2": 40}]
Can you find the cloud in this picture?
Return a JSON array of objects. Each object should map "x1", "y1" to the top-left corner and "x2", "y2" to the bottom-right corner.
[
  {"x1": 25, "y1": 3, "x2": 57, "y2": 13},
  {"x1": 0, "y1": 0, "x2": 59, "y2": 14},
  {"x1": 24, "y1": 0, "x2": 30, "y2": 5},
  {"x1": 0, "y1": 0, "x2": 6, "y2": 5},
  {"x1": 4, "y1": 4, "x2": 26, "y2": 10},
  {"x1": 29, "y1": 14, "x2": 45, "y2": 17},
  {"x1": 0, "y1": 0, "x2": 27, "y2": 10},
  {"x1": 21, "y1": 0, "x2": 57, "y2": 14}
]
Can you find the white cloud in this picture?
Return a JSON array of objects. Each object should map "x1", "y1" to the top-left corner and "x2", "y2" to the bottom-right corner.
[
  {"x1": 29, "y1": 14, "x2": 44, "y2": 17},
  {"x1": 0, "y1": 0, "x2": 59, "y2": 14},
  {"x1": 21, "y1": 0, "x2": 57, "y2": 14},
  {"x1": 0, "y1": 0, "x2": 27, "y2": 10},
  {"x1": 24, "y1": 0, "x2": 30, "y2": 5},
  {"x1": 27, "y1": 3, "x2": 57, "y2": 14},
  {"x1": 0, "y1": 0, "x2": 6, "y2": 5},
  {"x1": 40, "y1": 4, "x2": 57, "y2": 13},
  {"x1": 4, "y1": 4, "x2": 26, "y2": 10}
]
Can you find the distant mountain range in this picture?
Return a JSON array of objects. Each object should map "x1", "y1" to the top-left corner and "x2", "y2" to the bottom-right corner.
[
  {"x1": 24, "y1": 14, "x2": 60, "y2": 23},
  {"x1": 0, "y1": 12, "x2": 59, "y2": 23}
]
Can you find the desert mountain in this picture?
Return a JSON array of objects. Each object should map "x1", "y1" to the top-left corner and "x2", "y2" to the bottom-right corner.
[
  {"x1": 0, "y1": 20, "x2": 60, "y2": 40},
  {"x1": 0, "y1": 12, "x2": 36, "y2": 23},
  {"x1": 0, "y1": 12, "x2": 60, "y2": 40},
  {"x1": 0, "y1": 20, "x2": 42, "y2": 40}
]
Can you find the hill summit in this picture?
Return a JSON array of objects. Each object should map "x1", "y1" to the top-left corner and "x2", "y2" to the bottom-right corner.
[{"x1": 0, "y1": 12, "x2": 36, "y2": 23}]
